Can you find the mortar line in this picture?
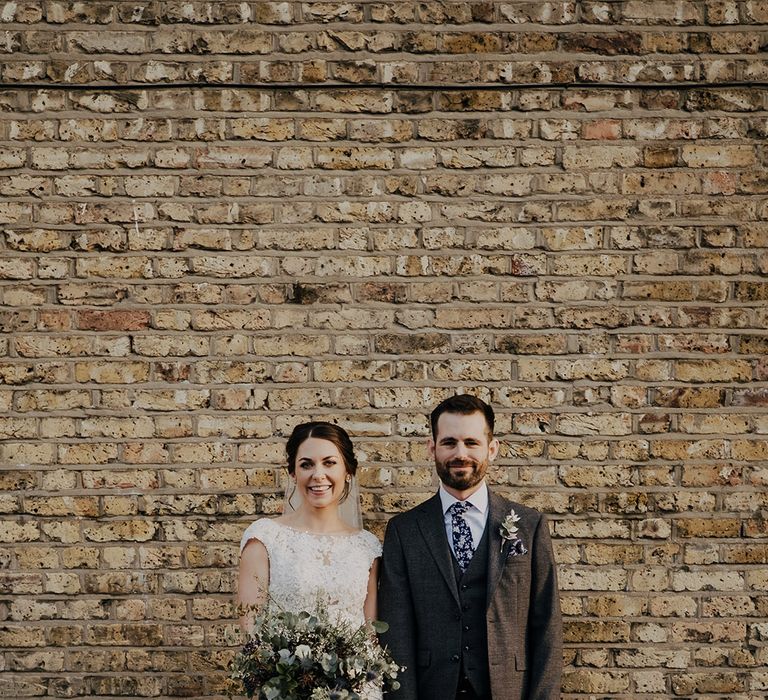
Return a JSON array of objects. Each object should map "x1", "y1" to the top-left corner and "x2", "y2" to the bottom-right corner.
[{"x1": 1, "y1": 80, "x2": 767, "y2": 91}]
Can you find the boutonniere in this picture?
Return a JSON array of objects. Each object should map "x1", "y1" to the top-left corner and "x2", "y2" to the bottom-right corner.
[{"x1": 499, "y1": 508, "x2": 528, "y2": 556}]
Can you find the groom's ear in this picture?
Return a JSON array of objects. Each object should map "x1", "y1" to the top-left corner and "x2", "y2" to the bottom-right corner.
[{"x1": 488, "y1": 437, "x2": 499, "y2": 462}]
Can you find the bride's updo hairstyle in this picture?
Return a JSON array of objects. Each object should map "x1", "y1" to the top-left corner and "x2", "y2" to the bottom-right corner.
[{"x1": 285, "y1": 421, "x2": 358, "y2": 502}]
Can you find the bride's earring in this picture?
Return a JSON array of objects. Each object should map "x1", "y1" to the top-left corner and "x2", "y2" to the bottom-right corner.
[{"x1": 340, "y1": 474, "x2": 352, "y2": 502}]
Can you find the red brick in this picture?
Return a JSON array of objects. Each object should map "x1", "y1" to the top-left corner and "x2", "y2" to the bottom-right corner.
[{"x1": 77, "y1": 310, "x2": 151, "y2": 331}]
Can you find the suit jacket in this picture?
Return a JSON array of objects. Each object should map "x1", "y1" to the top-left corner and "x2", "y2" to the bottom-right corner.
[{"x1": 379, "y1": 488, "x2": 562, "y2": 700}]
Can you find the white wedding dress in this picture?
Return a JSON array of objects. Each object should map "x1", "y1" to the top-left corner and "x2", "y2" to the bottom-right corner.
[
  {"x1": 239, "y1": 518, "x2": 383, "y2": 698},
  {"x1": 240, "y1": 518, "x2": 381, "y2": 626}
]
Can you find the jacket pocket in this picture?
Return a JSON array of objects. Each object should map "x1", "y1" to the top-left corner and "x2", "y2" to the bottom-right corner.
[{"x1": 417, "y1": 649, "x2": 431, "y2": 667}]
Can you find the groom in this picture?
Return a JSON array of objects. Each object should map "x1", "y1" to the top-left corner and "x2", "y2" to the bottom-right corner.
[{"x1": 379, "y1": 394, "x2": 562, "y2": 699}]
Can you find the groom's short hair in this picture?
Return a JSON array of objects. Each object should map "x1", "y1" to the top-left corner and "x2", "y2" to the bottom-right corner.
[{"x1": 430, "y1": 394, "x2": 495, "y2": 440}]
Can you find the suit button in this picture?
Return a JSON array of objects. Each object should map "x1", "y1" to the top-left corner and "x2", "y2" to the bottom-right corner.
[
  {"x1": 464, "y1": 645, "x2": 470, "y2": 651},
  {"x1": 461, "y1": 584, "x2": 468, "y2": 590},
  {"x1": 451, "y1": 654, "x2": 459, "y2": 663},
  {"x1": 464, "y1": 625, "x2": 470, "y2": 631}
]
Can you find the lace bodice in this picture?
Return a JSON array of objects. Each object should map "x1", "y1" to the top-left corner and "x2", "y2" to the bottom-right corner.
[{"x1": 240, "y1": 518, "x2": 381, "y2": 627}]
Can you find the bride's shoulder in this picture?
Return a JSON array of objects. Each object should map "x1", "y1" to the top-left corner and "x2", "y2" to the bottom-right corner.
[
  {"x1": 358, "y1": 528, "x2": 383, "y2": 556},
  {"x1": 239, "y1": 517, "x2": 278, "y2": 553}
]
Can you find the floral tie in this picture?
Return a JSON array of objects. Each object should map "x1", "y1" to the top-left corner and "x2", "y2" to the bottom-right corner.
[{"x1": 449, "y1": 501, "x2": 474, "y2": 572}]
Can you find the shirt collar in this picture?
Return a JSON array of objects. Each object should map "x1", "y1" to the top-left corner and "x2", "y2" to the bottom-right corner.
[{"x1": 439, "y1": 480, "x2": 489, "y2": 516}]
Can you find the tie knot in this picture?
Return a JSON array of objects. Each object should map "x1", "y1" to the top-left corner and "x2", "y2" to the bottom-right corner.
[{"x1": 450, "y1": 501, "x2": 471, "y2": 516}]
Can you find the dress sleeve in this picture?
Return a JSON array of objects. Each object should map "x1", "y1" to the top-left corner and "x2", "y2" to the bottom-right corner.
[
  {"x1": 361, "y1": 529, "x2": 383, "y2": 564},
  {"x1": 239, "y1": 518, "x2": 273, "y2": 554}
]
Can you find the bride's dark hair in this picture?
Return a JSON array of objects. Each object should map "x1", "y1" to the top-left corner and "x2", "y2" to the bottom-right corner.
[{"x1": 285, "y1": 422, "x2": 358, "y2": 501}]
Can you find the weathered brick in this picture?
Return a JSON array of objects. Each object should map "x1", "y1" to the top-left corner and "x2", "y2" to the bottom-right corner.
[
  {"x1": 0, "y1": 520, "x2": 40, "y2": 546},
  {"x1": 675, "y1": 359, "x2": 752, "y2": 382}
]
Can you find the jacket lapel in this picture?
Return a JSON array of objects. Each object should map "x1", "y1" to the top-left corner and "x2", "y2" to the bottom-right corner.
[
  {"x1": 486, "y1": 489, "x2": 511, "y2": 604},
  {"x1": 416, "y1": 493, "x2": 461, "y2": 607}
]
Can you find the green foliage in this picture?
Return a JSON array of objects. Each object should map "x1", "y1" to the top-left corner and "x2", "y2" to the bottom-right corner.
[{"x1": 229, "y1": 604, "x2": 401, "y2": 700}]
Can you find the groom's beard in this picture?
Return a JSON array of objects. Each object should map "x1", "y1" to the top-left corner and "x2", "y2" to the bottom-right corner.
[{"x1": 436, "y1": 456, "x2": 488, "y2": 492}]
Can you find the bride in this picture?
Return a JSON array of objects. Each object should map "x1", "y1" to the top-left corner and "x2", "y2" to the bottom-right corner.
[{"x1": 238, "y1": 420, "x2": 381, "y2": 636}]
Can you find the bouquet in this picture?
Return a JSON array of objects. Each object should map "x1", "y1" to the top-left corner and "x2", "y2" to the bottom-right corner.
[{"x1": 228, "y1": 601, "x2": 401, "y2": 700}]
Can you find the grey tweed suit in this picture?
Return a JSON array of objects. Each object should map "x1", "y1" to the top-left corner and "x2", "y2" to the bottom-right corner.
[{"x1": 379, "y1": 489, "x2": 562, "y2": 700}]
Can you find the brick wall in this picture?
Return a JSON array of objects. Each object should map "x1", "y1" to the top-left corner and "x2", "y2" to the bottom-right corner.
[{"x1": 1, "y1": 2, "x2": 767, "y2": 698}]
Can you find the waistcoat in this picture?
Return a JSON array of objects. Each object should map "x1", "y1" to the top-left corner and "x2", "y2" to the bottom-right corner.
[{"x1": 452, "y1": 523, "x2": 491, "y2": 698}]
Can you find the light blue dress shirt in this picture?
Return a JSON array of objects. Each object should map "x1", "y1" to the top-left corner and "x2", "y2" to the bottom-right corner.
[{"x1": 439, "y1": 481, "x2": 489, "y2": 558}]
